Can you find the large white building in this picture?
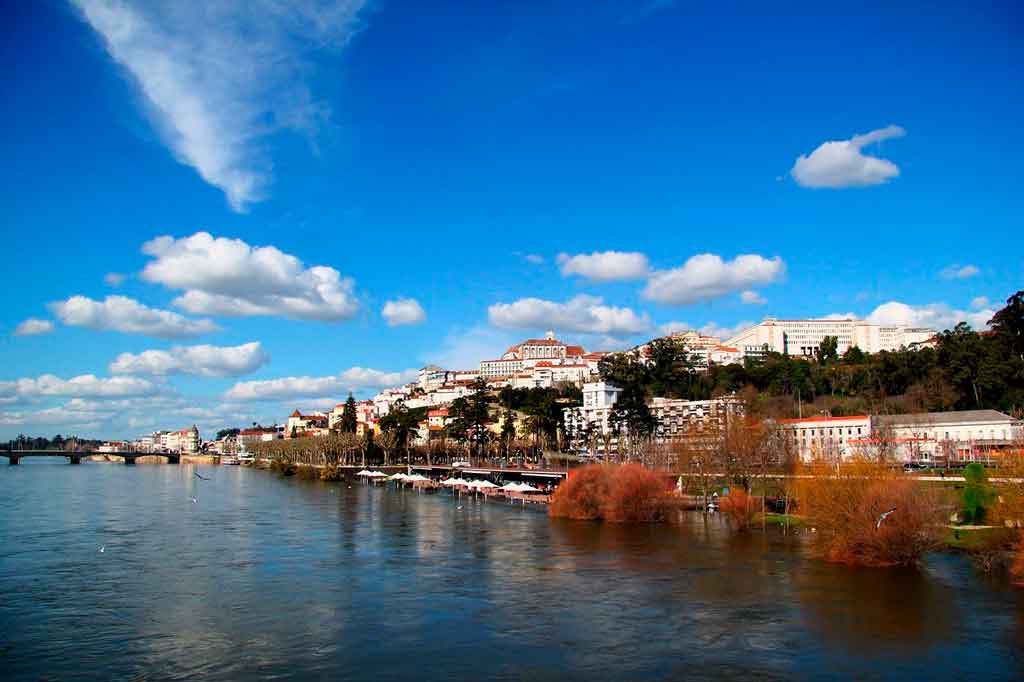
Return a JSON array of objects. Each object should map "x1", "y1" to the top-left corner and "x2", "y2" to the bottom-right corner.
[
  {"x1": 725, "y1": 318, "x2": 936, "y2": 358},
  {"x1": 563, "y1": 382, "x2": 743, "y2": 451},
  {"x1": 779, "y1": 410, "x2": 1022, "y2": 463},
  {"x1": 479, "y1": 331, "x2": 588, "y2": 378}
]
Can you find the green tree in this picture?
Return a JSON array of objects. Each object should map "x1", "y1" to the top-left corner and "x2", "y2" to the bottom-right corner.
[
  {"x1": 960, "y1": 462, "x2": 996, "y2": 524},
  {"x1": 338, "y1": 394, "x2": 358, "y2": 433},
  {"x1": 816, "y1": 336, "x2": 839, "y2": 364}
]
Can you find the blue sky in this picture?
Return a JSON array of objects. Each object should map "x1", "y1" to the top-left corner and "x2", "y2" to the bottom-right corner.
[{"x1": 1, "y1": 0, "x2": 1021, "y2": 439}]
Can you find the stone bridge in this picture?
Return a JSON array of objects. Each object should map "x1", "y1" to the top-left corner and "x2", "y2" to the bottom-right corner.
[{"x1": 0, "y1": 450, "x2": 181, "y2": 465}]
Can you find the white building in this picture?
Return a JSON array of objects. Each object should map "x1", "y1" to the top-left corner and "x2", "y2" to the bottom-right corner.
[
  {"x1": 562, "y1": 382, "x2": 623, "y2": 438},
  {"x1": 779, "y1": 409, "x2": 1022, "y2": 463},
  {"x1": 726, "y1": 318, "x2": 937, "y2": 358},
  {"x1": 649, "y1": 396, "x2": 744, "y2": 440},
  {"x1": 872, "y1": 410, "x2": 1022, "y2": 464},
  {"x1": 778, "y1": 415, "x2": 873, "y2": 462},
  {"x1": 563, "y1": 382, "x2": 743, "y2": 451},
  {"x1": 479, "y1": 331, "x2": 588, "y2": 378},
  {"x1": 162, "y1": 425, "x2": 200, "y2": 454}
]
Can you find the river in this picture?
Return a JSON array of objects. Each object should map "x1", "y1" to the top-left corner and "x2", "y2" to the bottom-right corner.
[{"x1": 1, "y1": 460, "x2": 1022, "y2": 680}]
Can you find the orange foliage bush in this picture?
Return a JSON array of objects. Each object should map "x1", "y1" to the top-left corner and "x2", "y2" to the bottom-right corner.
[
  {"x1": 1011, "y1": 534, "x2": 1024, "y2": 586},
  {"x1": 549, "y1": 465, "x2": 612, "y2": 520},
  {"x1": 794, "y1": 459, "x2": 945, "y2": 567},
  {"x1": 719, "y1": 488, "x2": 757, "y2": 530},
  {"x1": 550, "y1": 464, "x2": 671, "y2": 522}
]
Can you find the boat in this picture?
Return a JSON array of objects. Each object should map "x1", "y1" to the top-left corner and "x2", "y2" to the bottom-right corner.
[{"x1": 222, "y1": 455, "x2": 240, "y2": 465}]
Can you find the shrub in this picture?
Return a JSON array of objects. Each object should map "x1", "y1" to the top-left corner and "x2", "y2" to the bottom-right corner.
[
  {"x1": 960, "y1": 462, "x2": 996, "y2": 525},
  {"x1": 550, "y1": 465, "x2": 612, "y2": 520},
  {"x1": 719, "y1": 488, "x2": 757, "y2": 530},
  {"x1": 604, "y1": 464, "x2": 671, "y2": 522},
  {"x1": 1011, "y1": 534, "x2": 1024, "y2": 586},
  {"x1": 270, "y1": 459, "x2": 296, "y2": 477},
  {"x1": 550, "y1": 464, "x2": 671, "y2": 522},
  {"x1": 794, "y1": 458, "x2": 945, "y2": 567},
  {"x1": 295, "y1": 464, "x2": 319, "y2": 480},
  {"x1": 320, "y1": 465, "x2": 343, "y2": 482}
]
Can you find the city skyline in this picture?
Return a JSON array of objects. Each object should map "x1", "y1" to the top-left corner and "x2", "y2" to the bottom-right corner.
[{"x1": 3, "y1": 1, "x2": 1021, "y2": 438}]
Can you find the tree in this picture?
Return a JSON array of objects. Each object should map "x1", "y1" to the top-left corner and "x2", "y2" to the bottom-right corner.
[
  {"x1": 816, "y1": 336, "x2": 839, "y2": 364},
  {"x1": 216, "y1": 428, "x2": 240, "y2": 440},
  {"x1": 375, "y1": 429, "x2": 398, "y2": 467},
  {"x1": 609, "y1": 385, "x2": 655, "y2": 461},
  {"x1": 448, "y1": 378, "x2": 493, "y2": 461},
  {"x1": 990, "y1": 290, "x2": 1024, "y2": 362},
  {"x1": 960, "y1": 462, "x2": 996, "y2": 524},
  {"x1": 338, "y1": 394, "x2": 358, "y2": 433},
  {"x1": 499, "y1": 408, "x2": 516, "y2": 457}
]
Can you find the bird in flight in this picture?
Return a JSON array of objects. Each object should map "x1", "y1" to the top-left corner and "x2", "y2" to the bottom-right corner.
[
  {"x1": 876, "y1": 508, "x2": 897, "y2": 529},
  {"x1": 194, "y1": 472, "x2": 211, "y2": 481},
  {"x1": 190, "y1": 496, "x2": 198, "y2": 504},
  {"x1": 99, "y1": 545, "x2": 105, "y2": 553}
]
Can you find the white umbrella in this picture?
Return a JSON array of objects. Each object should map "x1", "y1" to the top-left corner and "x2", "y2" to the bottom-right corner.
[
  {"x1": 387, "y1": 473, "x2": 407, "y2": 481},
  {"x1": 356, "y1": 469, "x2": 372, "y2": 476},
  {"x1": 518, "y1": 483, "x2": 541, "y2": 493},
  {"x1": 406, "y1": 474, "x2": 430, "y2": 482},
  {"x1": 500, "y1": 482, "x2": 521, "y2": 492},
  {"x1": 441, "y1": 477, "x2": 459, "y2": 486},
  {"x1": 369, "y1": 470, "x2": 388, "y2": 478},
  {"x1": 470, "y1": 480, "x2": 498, "y2": 489}
]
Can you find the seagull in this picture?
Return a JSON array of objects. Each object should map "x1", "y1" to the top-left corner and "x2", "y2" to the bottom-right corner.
[
  {"x1": 191, "y1": 496, "x2": 198, "y2": 504},
  {"x1": 99, "y1": 545, "x2": 105, "y2": 553},
  {"x1": 457, "y1": 506, "x2": 464, "y2": 511},
  {"x1": 876, "y1": 508, "x2": 897, "y2": 530},
  {"x1": 194, "y1": 472, "x2": 210, "y2": 481}
]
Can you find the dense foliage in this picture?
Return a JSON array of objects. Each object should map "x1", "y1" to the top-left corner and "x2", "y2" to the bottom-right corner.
[
  {"x1": 4, "y1": 434, "x2": 103, "y2": 451},
  {"x1": 601, "y1": 290, "x2": 1024, "y2": 419},
  {"x1": 549, "y1": 464, "x2": 671, "y2": 522}
]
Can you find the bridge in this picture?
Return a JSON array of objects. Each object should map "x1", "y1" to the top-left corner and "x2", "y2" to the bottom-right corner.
[{"x1": 0, "y1": 450, "x2": 181, "y2": 465}]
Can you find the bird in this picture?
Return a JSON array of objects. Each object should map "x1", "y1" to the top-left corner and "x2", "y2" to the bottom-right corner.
[
  {"x1": 190, "y1": 496, "x2": 198, "y2": 504},
  {"x1": 194, "y1": 472, "x2": 210, "y2": 481},
  {"x1": 456, "y1": 506, "x2": 464, "y2": 511},
  {"x1": 99, "y1": 545, "x2": 105, "y2": 553},
  {"x1": 876, "y1": 508, "x2": 897, "y2": 530}
]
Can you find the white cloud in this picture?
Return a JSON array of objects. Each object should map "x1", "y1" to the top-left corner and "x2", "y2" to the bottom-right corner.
[
  {"x1": 488, "y1": 295, "x2": 651, "y2": 335},
  {"x1": 0, "y1": 374, "x2": 162, "y2": 400},
  {"x1": 523, "y1": 254, "x2": 545, "y2": 265},
  {"x1": 642, "y1": 254, "x2": 785, "y2": 306},
  {"x1": 940, "y1": 264, "x2": 980, "y2": 280},
  {"x1": 13, "y1": 318, "x2": 55, "y2": 336},
  {"x1": 224, "y1": 367, "x2": 418, "y2": 401},
  {"x1": 557, "y1": 251, "x2": 650, "y2": 282},
  {"x1": 110, "y1": 341, "x2": 269, "y2": 378},
  {"x1": 49, "y1": 295, "x2": 219, "y2": 338},
  {"x1": 71, "y1": 1, "x2": 365, "y2": 211},
  {"x1": 141, "y1": 232, "x2": 358, "y2": 321},
  {"x1": 740, "y1": 290, "x2": 766, "y2": 305},
  {"x1": 104, "y1": 272, "x2": 125, "y2": 287},
  {"x1": 971, "y1": 296, "x2": 990, "y2": 310},
  {"x1": 867, "y1": 301, "x2": 994, "y2": 331},
  {"x1": 790, "y1": 125, "x2": 905, "y2": 189},
  {"x1": 382, "y1": 298, "x2": 426, "y2": 327}
]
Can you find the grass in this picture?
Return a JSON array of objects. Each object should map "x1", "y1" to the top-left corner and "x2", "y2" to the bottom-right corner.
[
  {"x1": 943, "y1": 525, "x2": 1008, "y2": 552},
  {"x1": 763, "y1": 512, "x2": 805, "y2": 528}
]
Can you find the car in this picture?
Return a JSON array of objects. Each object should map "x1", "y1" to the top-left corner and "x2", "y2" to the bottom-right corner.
[{"x1": 451, "y1": 460, "x2": 470, "y2": 468}]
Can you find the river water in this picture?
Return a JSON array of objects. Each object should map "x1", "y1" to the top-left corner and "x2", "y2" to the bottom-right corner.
[{"x1": 1, "y1": 460, "x2": 1022, "y2": 681}]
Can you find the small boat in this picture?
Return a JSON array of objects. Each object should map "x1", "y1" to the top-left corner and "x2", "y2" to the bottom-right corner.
[{"x1": 222, "y1": 456, "x2": 240, "y2": 465}]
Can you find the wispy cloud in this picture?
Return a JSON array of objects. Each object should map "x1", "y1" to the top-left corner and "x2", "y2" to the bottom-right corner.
[
  {"x1": 790, "y1": 125, "x2": 905, "y2": 189},
  {"x1": 13, "y1": 318, "x2": 55, "y2": 337},
  {"x1": 71, "y1": 0, "x2": 366, "y2": 211},
  {"x1": 940, "y1": 264, "x2": 980, "y2": 280},
  {"x1": 224, "y1": 367, "x2": 417, "y2": 401}
]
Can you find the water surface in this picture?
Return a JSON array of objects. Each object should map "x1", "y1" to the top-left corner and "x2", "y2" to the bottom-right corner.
[{"x1": 1, "y1": 460, "x2": 1021, "y2": 680}]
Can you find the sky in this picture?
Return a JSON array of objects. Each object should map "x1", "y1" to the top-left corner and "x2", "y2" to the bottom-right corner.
[{"x1": 1, "y1": 0, "x2": 1021, "y2": 439}]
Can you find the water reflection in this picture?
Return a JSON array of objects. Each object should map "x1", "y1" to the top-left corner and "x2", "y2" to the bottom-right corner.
[{"x1": 0, "y1": 462, "x2": 1021, "y2": 681}]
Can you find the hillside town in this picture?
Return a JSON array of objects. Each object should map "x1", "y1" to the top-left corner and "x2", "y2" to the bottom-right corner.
[{"x1": 118, "y1": 314, "x2": 1022, "y2": 467}]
